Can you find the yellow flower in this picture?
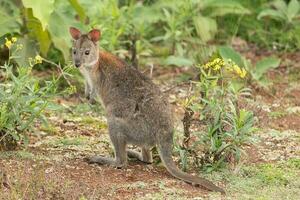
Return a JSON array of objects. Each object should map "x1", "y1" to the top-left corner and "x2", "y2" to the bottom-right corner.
[
  {"x1": 233, "y1": 64, "x2": 239, "y2": 72},
  {"x1": 240, "y1": 68, "x2": 247, "y2": 78},
  {"x1": 213, "y1": 64, "x2": 221, "y2": 71},
  {"x1": 34, "y1": 55, "x2": 43, "y2": 64},
  {"x1": 203, "y1": 58, "x2": 225, "y2": 71},
  {"x1": 231, "y1": 64, "x2": 247, "y2": 78},
  {"x1": 214, "y1": 58, "x2": 221, "y2": 63},
  {"x1": 11, "y1": 37, "x2": 17, "y2": 43},
  {"x1": 5, "y1": 38, "x2": 12, "y2": 49},
  {"x1": 204, "y1": 63, "x2": 210, "y2": 69}
]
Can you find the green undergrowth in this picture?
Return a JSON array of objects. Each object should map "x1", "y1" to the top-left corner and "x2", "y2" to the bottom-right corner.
[
  {"x1": 226, "y1": 159, "x2": 300, "y2": 199},
  {"x1": 0, "y1": 150, "x2": 34, "y2": 160}
]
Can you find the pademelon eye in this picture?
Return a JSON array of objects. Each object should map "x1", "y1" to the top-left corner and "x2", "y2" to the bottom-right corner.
[
  {"x1": 85, "y1": 50, "x2": 90, "y2": 55},
  {"x1": 73, "y1": 49, "x2": 77, "y2": 55}
]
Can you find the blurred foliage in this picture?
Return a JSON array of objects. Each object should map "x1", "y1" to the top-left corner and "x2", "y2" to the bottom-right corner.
[
  {"x1": 220, "y1": 0, "x2": 300, "y2": 51},
  {"x1": 2, "y1": 0, "x2": 294, "y2": 67}
]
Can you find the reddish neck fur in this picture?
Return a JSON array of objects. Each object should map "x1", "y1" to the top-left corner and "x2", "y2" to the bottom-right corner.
[{"x1": 97, "y1": 51, "x2": 125, "y2": 70}]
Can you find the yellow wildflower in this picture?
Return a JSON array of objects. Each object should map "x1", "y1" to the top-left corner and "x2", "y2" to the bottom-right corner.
[
  {"x1": 231, "y1": 64, "x2": 247, "y2": 78},
  {"x1": 233, "y1": 64, "x2": 240, "y2": 73},
  {"x1": 240, "y1": 68, "x2": 247, "y2": 78},
  {"x1": 5, "y1": 38, "x2": 12, "y2": 49},
  {"x1": 214, "y1": 58, "x2": 221, "y2": 63},
  {"x1": 34, "y1": 55, "x2": 43, "y2": 64},
  {"x1": 213, "y1": 64, "x2": 221, "y2": 71},
  {"x1": 204, "y1": 63, "x2": 210, "y2": 69},
  {"x1": 11, "y1": 37, "x2": 17, "y2": 43},
  {"x1": 203, "y1": 58, "x2": 225, "y2": 71}
]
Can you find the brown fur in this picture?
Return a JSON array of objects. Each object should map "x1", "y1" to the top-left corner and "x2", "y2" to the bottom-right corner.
[{"x1": 69, "y1": 27, "x2": 225, "y2": 194}]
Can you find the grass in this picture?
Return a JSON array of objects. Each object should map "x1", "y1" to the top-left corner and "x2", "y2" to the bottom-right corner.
[
  {"x1": 0, "y1": 151, "x2": 34, "y2": 160},
  {"x1": 78, "y1": 116, "x2": 108, "y2": 130},
  {"x1": 2, "y1": 158, "x2": 298, "y2": 199},
  {"x1": 226, "y1": 159, "x2": 300, "y2": 200},
  {"x1": 268, "y1": 111, "x2": 287, "y2": 119},
  {"x1": 1, "y1": 163, "x2": 77, "y2": 199},
  {"x1": 1, "y1": 132, "x2": 299, "y2": 199},
  {"x1": 40, "y1": 124, "x2": 60, "y2": 135},
  {"x1": 70, "y1": 102, "x2": 104, "y2": 117},
  {"x1": 54, "y1": 137, "x2": 85, "y2": 146}
]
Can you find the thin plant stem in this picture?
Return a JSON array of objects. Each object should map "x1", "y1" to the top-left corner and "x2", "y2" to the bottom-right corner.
[{"x1": 42, "y1": 58, "x2": 73, "y2": 87}]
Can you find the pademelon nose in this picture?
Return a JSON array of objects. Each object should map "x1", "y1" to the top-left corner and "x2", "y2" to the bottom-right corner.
[{"x1": 75, "y1": 62, "x2": 81, "y2": 68}]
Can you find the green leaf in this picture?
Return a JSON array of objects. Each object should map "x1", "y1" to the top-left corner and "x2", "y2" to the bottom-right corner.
[
  {"x1": 47, "y1": 0, "x2": 84, "y2": 61},
  {"x1": 272, "y1": 0, "x2": 288, "y2": 11},
  {"x1": 132, "y1": 4, "x2": 162, "y2": 25},
  {"x1": 193, "y1": 15, "x2": 217, "y2": 42},
  {"x1": 209, "y1": 7, "x2": 250, "y2": 16},
  {"x1": 0, "y1": 6, "x2": 20, "y2": 37},
  {"x1": 48, "y1": 11, "x2": 71, "y2": 61},
  {"x1": 68, "y1": 0, "x2": 86, "y2": 23},
  {"x1": 218, "y1": 46, "x2": 244, "y2": 67},
  {"x1": 165, "y1": 56, "x2": 193, "y2": 67},
  {"x1": 203, "y1": 0, "x2": 251, "y2": 16},
  {"x1": 253, "y1": 57, "x2": 281, "y2": 80},
  {"x1": 25, "y1": 8, "x2": 51, "y2": 56},
  {"x1": 287, "y1": 0, "x2": 300, "y2": 22},
  {"x1": 257, "y1": 9, "x2": 286, "y2": 21},
  {"x1": 22, "y1": 0, "x2": 55, "y2": 30}
]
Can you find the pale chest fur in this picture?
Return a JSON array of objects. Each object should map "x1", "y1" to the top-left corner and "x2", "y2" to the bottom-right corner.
[
  {"x1": 79, "y1": 66, "x2": 106, "y2": 107},
  {"x1": 80, "y1": 68, "x2": 92, "y2": 87}
]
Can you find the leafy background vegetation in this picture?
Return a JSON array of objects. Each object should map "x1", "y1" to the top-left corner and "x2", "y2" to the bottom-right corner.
[
  {"x1": 2, "y1": 0, "x2": 298, "y2": 65},
  {"x1": 0, "y1": 0, "x2": 300, "y2": 199}
]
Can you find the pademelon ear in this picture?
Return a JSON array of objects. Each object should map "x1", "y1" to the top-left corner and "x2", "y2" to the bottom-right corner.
[
  {"x1": 69, "y1": 27, "x2": 81, "y2": 40},
  {"x1": 88, "y1": 29, "x2": 101, "y2": 42}
]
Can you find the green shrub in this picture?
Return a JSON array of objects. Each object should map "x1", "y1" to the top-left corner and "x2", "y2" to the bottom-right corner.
[
  {"x1": 0, "y1": 0, "x2": 252, "y2": 67},
  {"x1": 179, "y1": 57, "x2": 255, "y2": 172},
  {"x1": 0, "y1": 37, "x2": 71, "y2": 150}
]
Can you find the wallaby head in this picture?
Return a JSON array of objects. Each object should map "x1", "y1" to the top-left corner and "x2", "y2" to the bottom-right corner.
[{"x1": 69, "y1": 27, "x2": 101, "y2": 68}]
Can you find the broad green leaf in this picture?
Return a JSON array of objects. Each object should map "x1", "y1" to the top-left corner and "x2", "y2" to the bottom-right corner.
[
  {"x1": 203, "y1": 0, "x2": 251, "y2": 16},
  {"x1": 253, "y1": 57, "x2": 281, "y2": 80},
  {"x1": 77, "y1": 0, "x2": 103, "y2": 19},
  {"x1": 218, "y1": 46, "x2": 244, "y2": 67},
  {"x1": 68, "y1": 0, "x2": 86, "y2": 23},
  {"x1": 193, "y1": 15, "x2": 217, "y2": 42},
  {"x1": 0, "y1": 6, "x2": 20, "y2": 36},
  {"x1": 257, "y1": 9, "x2": 286, "y2": 21},
  {"x1": 209, "y1": 7, "x2": 251, "y2": 17},
  {"x1": 272, "y1": 0, "x2": 287, "y2": 11},
  {"x1": 165, "y1": 56, "x2": 193, "y2": 67},
  {"x1": 22, "y1": 0, "x2": 55, "y2": 30},
  {"x1": 48, "y1": 0, "x2": 84, "y2": 61},
  {"x1": 48, "y1": 11, "x2": 70, "y2": 61},
  {"x1": 25, "y1": 8, "x2": 51, "y2": 56},
  {"x1": 287, "y1": 0, "x2": 300, "y2": 22}
]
